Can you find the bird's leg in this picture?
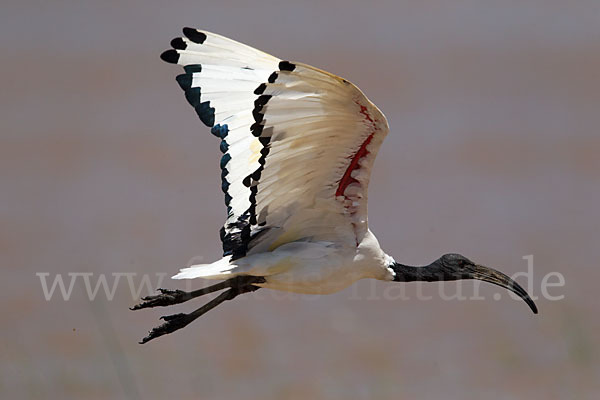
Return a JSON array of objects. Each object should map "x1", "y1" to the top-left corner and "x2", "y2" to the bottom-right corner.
[
  {"x1": 139, "y1": 283, "x2": 260, "y2": 344},
  {"x1": 130, "y1": 276, "x2": 264, "y2": 310},
  {"x1": 130, "y1": 279, "x2": 232, "y2": 310}
]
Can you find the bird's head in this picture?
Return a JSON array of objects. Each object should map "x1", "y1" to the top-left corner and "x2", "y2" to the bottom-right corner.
[{"x1": 391, "y1": 253, "x2": 538, "y2": 313}]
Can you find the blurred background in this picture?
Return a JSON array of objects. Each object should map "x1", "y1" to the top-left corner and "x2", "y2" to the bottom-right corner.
[{"x1": 1, "y1": 1, "x2": 599, "y2": 399}]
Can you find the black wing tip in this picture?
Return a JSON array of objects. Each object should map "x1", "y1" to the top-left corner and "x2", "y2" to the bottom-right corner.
[
  {"x1": 196, "y1": 101, "x2": 215, "y2": 127},
  {"x1": 175, "y1": 73, "x2": 192, "y2": 90},
  {"x1": 160, "y1": 49, "x2": 179, "y2": 64},
  {"x1": 278, "y1": 61, "x2": 296, "y2": 71},
  {"x1": 170, "y1": 37, "x2": 187, "y2": 50},
  {"x1": 254, "y1": 83, "x2": 267, "y2": 95},
  {"x1": 183, "y1": 64, "x2": 202, "y2": 74},
  {"x1": 254, "y1": 94, "x2": 272, "y2": 108},
  {"x1": 183, "y1": 27, "x2": 207, "y2": 44}
]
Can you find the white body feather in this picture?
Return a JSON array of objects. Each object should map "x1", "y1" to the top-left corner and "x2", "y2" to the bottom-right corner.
[{"x1": 174, "y1": 230, "x2": 394, "y2": 294}]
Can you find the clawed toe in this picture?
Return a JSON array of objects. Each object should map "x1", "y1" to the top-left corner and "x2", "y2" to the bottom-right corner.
[
  {"x1": 130, "y1": 289, "x2": 190, "y2": 310},
  {"x1": 139, "y1": 312, "x2": 194, "y2": 344}
]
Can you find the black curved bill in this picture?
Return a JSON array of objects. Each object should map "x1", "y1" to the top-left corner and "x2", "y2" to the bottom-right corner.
[{"x1": 471, "y1": 264, "x2": 538, "y2": 314}]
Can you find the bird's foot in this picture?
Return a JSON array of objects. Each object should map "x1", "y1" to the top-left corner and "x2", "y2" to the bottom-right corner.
[
  {"x1": 130, "y1": 289, "x2": 191, "y2": 310},
  {"x1": 135, "y1": 279, "x2": 265, "y2": 344},
  {"x1": 139, "y1": 312, "x2": 196, "y2": 344}
]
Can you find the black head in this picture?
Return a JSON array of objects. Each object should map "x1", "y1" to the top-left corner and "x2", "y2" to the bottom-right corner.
[
  {"x1": 392, "y1": 253, "x2": 538, "y2": 314},
  {"x1": 438, "y1": 253, "x2": 476, "y2": 276}
]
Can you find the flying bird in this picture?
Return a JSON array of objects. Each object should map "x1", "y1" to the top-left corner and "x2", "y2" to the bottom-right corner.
[{"x1": 132, "y1": 28, "x2": 538, "y2": 344}]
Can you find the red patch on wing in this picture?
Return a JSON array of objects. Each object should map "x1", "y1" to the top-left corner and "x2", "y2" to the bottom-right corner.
[
  {"x1": 358, "y1": 104, "x2": 373, "y2": 123},
  {"x1": 335, "y1": 132, "x2": 375, "y2": 197},
  {"x1": 335, "y1": 104, "x2": 376, "y2": 197}
]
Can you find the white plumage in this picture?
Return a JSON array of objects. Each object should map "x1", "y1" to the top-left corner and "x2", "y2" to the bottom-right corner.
[
  {"x1": 165, "y1": 28, "x2": 393, "y2": 293},
  {"x1": 132, "y1": 28, "x2": 537, "y2": 344}
]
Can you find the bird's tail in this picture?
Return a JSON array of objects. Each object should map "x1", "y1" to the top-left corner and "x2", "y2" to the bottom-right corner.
[{"x1": 172, "y1": 256, "x2": 234, "y2": 280}]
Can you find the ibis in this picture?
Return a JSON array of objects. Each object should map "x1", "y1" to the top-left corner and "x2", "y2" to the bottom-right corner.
[{"x1": 132, "y1": 28, "x2": 538, "y2": 344}]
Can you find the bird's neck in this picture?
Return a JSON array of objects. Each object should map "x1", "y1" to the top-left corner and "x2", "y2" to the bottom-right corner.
[{"x1": 389, "y1": 259, "x2": 463, "y2": 282}]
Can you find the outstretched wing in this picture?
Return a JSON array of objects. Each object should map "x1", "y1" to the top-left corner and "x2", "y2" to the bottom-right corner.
[{"x1": 162, "y1": 28, "x2": 389, "y2": 260}]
